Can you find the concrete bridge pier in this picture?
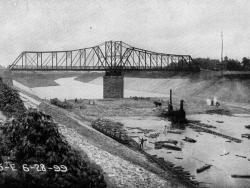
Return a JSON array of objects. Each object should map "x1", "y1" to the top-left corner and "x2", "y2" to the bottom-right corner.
[{"x1": 103, "y1": 70, "x2": 124, "y2": 98}]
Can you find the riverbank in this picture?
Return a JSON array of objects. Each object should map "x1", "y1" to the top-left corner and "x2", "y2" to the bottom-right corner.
[
  {"x1": 13, "y1": 82, "x2": 188, "y2": 187},
  {"x1": 16, "y1": 87, "x2": 250, "y2": 187}
]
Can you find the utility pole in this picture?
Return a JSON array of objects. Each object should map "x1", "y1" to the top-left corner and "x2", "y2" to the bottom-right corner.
[{"x1": 221, "y1": 31, "x2": 224, "y2": 63}]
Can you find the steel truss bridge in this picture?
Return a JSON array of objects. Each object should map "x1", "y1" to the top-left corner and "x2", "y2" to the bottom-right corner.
[{"x1": 9, "y1": 41, "x2": 198, "y2": 71}]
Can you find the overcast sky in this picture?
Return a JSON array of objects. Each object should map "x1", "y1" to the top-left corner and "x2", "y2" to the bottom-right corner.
[{"x1": 0, "y1": 0, "x2": 250, "y2": 66}]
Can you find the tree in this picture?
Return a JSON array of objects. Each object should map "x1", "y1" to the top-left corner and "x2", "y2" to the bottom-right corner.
[
  {"x1": 242, "y1": 57, "x2": 250, "y2": 70},
  {"x1": 226, "y1": 59, "x2": 242, "y2": 71}
]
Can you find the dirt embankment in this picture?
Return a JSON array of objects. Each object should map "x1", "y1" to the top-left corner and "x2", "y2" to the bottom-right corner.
[
  {"x1": 124, "y1": 71, "x2": 250, "y2": 103},
  {"x1": 12, "y1": 70, "x2": 250, "y2": 115},
  {"x1": 13, "y1": 83, "x2": 187, "y2": 187}
]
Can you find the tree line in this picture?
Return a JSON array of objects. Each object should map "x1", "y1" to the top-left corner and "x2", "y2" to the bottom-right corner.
[{"x1": 193, "y1": 57, "x2": 250, "y2": 71}]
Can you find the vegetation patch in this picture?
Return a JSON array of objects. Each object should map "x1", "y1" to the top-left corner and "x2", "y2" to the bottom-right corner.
[
  {"x1": 92, "y1": 119, "x2": 124, "y2": 131},
  {"x1": 50, "y1": 98, "x2": 73, "y2": 109},
  {"x1": 91, "y1": 119, "x2": 129, "y2": 144},
  {"x1": 0, "y1": 79, "x2": 26, "y2": 118}
]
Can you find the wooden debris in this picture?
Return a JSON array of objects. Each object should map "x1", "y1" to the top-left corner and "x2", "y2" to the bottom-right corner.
[
  {"x1": 154, "y1": 142, "x2": 182, "y2": 151},
  {"x1": 189, "y1": 121, "x2": 216, "y2": 129},
  {"x1": 216, "y1": 120, "x2": 224, "y2": 123},
  {"x1": 196, "y1": 164, "x2": 212, "y2": 173},
  {"x1": 231, "y1": 175, "x2": 250, "y2": 179},
  {"x1": 155, "y1": 139, "x2": 178, "y2": 145},
  {"x1": 162, "y1": 144, "x2": 182, "y2": 151},
  {"x1": 242, "y1": 134, "x2": 250, "y2": 139},
  {"x1": 220, "y1": 152, "x2": 229, "y2": 156},
  {"x1": 183, "y1": 137, "x2": 197, "y2": 143},
  {"x1": 175, "y1": 157, "x2": 183, "y2": 160},
  {"x1": 167, "y1": 130, "x2": 182, "y2": 134},
  {"x1": 235, "y1": 155, "x2": 247, "y2": 159}
]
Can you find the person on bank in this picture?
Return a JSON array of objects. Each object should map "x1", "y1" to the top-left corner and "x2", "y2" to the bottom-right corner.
[{"x1": 139, "y1": 137, "x2": 147, "y2": 149}]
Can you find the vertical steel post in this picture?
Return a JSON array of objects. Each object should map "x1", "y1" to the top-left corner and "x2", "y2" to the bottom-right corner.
[
  {"x1": 120, "y1": 41, "x2": 122, "y2": 67},
  {"x1": 41, "y1": 53, "x2": 42, "y2": 68},
  {"x1": 156, "y1": 54, "x2": 158, "y2": 67},
  {"x1": 150, "y1": 53, "x2": 152, "y2": 68},
  {"x1": 37, "y1": 53, "x2": 39, "y2": 68},
  {"x1": 114, "y1": 41, "x2": 116, "y2": 67},
  {"x1": 97, "y1": 49, "x2": 100, "y2": 69},
  {"x1": 110, "y1": 41, "x2": 112, "y2": 67},
  {"x1": 66, "y1": 52, "x2": 67, "y2": 69},
  {"x1": 52, "y1": 52, "x2": 53, "y2": 69},
  {"x1": 132, "y1": 50, "x2": 135, "y2": 67},
  {"x1": 56, "y1": 53, "x2": 58, "y2": 69},
  {"x1": 71, "y1": 51, "x2": 72, "y2": 69},
  {"x1": 25, "y1": 53, "x2": 27, "y2": 68},
  {"x1": 161, "y1": 54, "x2": 163, "y2": 68},
  {"x1": 22, "y1": 52, "x2": 23, "y2": 68},
  {"x1": 105, "y1": 42, "x2": 107, "y2": 67},
  {"x1": 79, "y1": 50, "x2": 82, "y2": 69},
  {"x1": 138, "y1": 51, "x2": 140, "y2": 69},
  {"x1": 84, "y1": 49, "x2": 86, "y2": 68}
]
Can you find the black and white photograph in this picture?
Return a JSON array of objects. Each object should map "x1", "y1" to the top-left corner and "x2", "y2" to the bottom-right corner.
[{"x1": 0, "y1": 0, "x2": 250, "y2": 187}]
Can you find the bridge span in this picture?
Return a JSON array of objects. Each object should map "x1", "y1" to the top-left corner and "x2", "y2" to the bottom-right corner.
[
  {"x1": 9, "y1": 41, "x2": 199, "y2": 98},
  {"x1": 9, "y1": 41, "x2": 198, "y2": 71}
]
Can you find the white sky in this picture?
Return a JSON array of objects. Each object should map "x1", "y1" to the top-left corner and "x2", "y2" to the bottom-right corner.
[{"x1": 0, "y1": 0, "x2": 250, "y2": 66}]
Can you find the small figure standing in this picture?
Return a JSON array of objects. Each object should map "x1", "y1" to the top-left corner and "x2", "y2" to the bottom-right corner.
[
  {"x1": 163, "y1": 125, "x2": 167, "y2": 135},
  {"x1": 139, "y1": 137, "x2": 147, "y2": 149}
]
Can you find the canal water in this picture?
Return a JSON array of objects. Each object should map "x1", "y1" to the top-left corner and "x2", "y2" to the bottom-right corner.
[
  {"x1": 110, "y1": 114, "x2": 250, "y2": 188},
  {"x1": 29, "y1": 77, "x2": 166, "y2": 100}
]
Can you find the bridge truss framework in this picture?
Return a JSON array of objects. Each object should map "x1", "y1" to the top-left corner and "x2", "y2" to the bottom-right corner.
[{"x1": 9, "y1": 41, "x2": 198, "y2": 71}]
